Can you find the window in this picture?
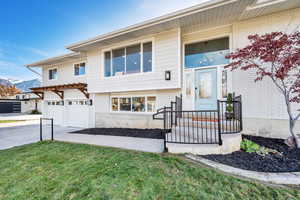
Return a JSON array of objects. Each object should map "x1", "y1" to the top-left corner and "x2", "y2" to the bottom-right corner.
[
  {"x1": 120, "y1": 98, "x2": 131, "y2": 111},
  {"x1": 112, "y1": 48, "x2": 125, "y2": 76},
  {"x1": 185, "y1": 37, "x2": 229, "y2": 68},
  {"x1": 104, "y1": 52, "x2": 111, "y2": 77},
  {"x1": 126, "y1": 44, "x2": 141, "y2": 74},
  {"x1": 143, "y1": 42, "x2": 152, "y2": 72},
  {"x1": 111, "y1": 96, "x2": 156, "y2": 112},
  {"x1": 222, "y1": 70, "x2": 228, "y2": 98},
  {"x1": 132, "y1": 97, "x2": 145, "y2": 112},
  {"x1": 147, "y1": 96, "x2": 156, "y2": 112},
  {"x1": 104, "y1": 42, "x2": 152, "y2": 77},
  {"x1": 49, "y1": 69, "x2": 57, "y2": 80},
  {"x1": 74, "y1": 63, "x2": 86, "y2": 76},
  {"x1": 111, "y1": 98, "x2": 119, "y2": 111}
]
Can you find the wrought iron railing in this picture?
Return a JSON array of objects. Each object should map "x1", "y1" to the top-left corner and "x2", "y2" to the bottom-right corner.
[{"x1": 153, "y1": 95, "x2": 243, "y2": 145}]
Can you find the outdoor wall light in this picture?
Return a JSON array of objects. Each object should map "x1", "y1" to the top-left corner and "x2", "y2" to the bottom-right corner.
[
  {"x1": 87, "y1": 99, "x2": 93, "y2": 106},
  {"x1": 165, "y1": 71, "x2": 171, "y2": 80}
]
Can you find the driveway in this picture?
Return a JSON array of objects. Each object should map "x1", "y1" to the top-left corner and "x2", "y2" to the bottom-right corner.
[
  {"x1": 0, "y1": 124, "x2": 80, "y2": 150},
  {"x1": 0, "y1": 124, "x2": 165, "y2": 153}
]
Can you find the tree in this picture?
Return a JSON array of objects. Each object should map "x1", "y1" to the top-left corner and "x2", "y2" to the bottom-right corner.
[
  {"x1": 224, "y1": 31, "x2": 300, "y2": 148},
  {"x1": 0, "y1": 84, "x2": 21, "y2": 98}
]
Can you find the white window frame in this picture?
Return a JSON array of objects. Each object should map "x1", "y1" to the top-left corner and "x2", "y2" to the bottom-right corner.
[
  {"x1": 73, "y1": 62, "x2": 86, "y2": 77},
  {"x1": 48, "y1": 68, "x2": 58, "y2": 80},
  {"x1": 110, "y1": 95, "x2": 157, "y2": 114},
  {"x1": 102, "y1": 38, "x2": 154, "y2": 78}
]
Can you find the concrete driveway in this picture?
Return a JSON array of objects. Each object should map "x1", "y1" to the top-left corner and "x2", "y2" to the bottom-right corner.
[
  {"x1": 0, "y1": 124, "x2": 80, "y2": 150},
  {"x1": 0, "y1": 124, "x2": 165, "y2": 153}
]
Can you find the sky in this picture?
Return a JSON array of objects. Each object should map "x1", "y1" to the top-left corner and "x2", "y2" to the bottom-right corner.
[{"x1": 0, "y1": 0, "x2": 209, "y2": 81}]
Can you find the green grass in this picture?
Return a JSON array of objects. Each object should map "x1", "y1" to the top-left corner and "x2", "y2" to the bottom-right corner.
[
  {"x1": 0, "y1": 142, "x2": 299, "y2": 200},
  {"x1": 0, "y1": 120, "x2": 25, "y2": 123}
]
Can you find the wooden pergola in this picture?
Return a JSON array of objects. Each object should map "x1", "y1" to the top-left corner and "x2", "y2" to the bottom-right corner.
[{"x1": 30, "y1": 83, "x2": 89, "y2": 100}]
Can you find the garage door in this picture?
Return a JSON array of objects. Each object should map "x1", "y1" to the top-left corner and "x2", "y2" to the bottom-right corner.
[
  {"x1": 45, "y1": 101, "x2": 64, "y2": 125},
  {"x1": 65, "y1": 100, "x2": 90, "y2": 128},
  {"x1": 0, "y1": 102, "x2": 21, "y2": 113}
]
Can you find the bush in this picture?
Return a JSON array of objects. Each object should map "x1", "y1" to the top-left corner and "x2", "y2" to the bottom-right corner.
[
  {"x1": 31, "y1": 110, "x2": 41, "y2": 115},
  {"x1": 240, "y1": 139, "x2": 281, "y2": 156}
]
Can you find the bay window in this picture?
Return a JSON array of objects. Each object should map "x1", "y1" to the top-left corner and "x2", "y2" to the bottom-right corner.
[
  {"x1": 111, "y1": 96, "x2": 156, "y2": 112},
  {"x1": 104, "y1": 41, "x2": 152, "y2": 77}
]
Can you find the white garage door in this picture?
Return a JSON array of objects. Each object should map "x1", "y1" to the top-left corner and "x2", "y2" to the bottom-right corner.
[
  {"x1": 65, "y1": 100, "x2": 90, "y2": 128},
  {"x1": 45, "y1": 101, "x2": 64, "y2": 126}
]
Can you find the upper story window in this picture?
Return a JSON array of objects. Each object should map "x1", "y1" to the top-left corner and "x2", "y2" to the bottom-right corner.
[
  {"x1": 74, "y1": 62, "x2": 86, "y2": 76},
  {"x1": 185, "y1": 37, "x2": 229, "y2": 69},
  {"x1": 104, "y1": 42, "x2": 152, "y2": 77},
  {"x1": 49, "y1": 68, "x2": 58, "y2": 80}
]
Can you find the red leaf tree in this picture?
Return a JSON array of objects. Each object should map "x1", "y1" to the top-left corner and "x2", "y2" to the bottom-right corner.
[{"x1": 225, "y1": 31, "x2": 300, "y2": 148}]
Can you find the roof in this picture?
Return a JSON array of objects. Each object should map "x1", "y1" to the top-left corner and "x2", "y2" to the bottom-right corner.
[
  {"x1": 30, "y1": 83, "x2": 87, "y2": 92},
  {"x1": 26, "y1": 52, "x2": 85, "y2": 67},
  {"x1": 26, "y1": 0, "x2": 300, "y2": 67}
]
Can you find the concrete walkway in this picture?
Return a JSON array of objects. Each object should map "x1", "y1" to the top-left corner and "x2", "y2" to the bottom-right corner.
[{"x1": 0, "y1": 124, "x2": 164, "y2": 153}]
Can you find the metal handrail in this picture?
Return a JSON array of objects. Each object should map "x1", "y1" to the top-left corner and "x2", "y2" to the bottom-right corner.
[{"x1": 40, "y1": 118, "x2": 54, "y2": 141}]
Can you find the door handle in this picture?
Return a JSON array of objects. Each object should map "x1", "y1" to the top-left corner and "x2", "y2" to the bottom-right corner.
[{"x1": 195, "y1": 87, "x2": 198, "y2": 90}]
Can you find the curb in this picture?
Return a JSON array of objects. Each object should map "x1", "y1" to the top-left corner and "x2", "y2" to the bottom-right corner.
[{"x1": 186, "y1": 154, "x2": 300, "y2": 185}]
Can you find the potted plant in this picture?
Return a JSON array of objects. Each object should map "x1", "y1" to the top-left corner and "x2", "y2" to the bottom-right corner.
[{"x1": 225, "y1": 93, "x2": 234, "y2": 120}]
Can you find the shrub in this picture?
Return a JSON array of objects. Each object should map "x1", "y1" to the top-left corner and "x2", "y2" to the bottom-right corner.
[{"x1": 31, "y1": 110, "x2": 41, "y2": 115}]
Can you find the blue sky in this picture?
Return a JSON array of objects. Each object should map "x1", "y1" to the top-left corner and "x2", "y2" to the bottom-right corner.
[{"x1": 0, "y1": 0, "x2": 207, "y2": 81}]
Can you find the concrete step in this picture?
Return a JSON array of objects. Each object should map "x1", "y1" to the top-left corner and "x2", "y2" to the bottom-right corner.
[{"x1": 166, "y1": 133, "x2": 242, "y2": 155}]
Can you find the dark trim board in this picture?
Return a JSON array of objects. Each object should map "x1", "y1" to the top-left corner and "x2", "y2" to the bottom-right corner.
[{"x1": 0, "y1": 101, "x2": 21, "y2": 113}]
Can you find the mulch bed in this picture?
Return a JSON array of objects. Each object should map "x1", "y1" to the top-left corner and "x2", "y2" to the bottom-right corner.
[
  {"x1": 70, "y1": 128, "x2": 164, "y2": 139},
  {"x1": 202, "y1": 135, "x2": 300, "y2": 173}
]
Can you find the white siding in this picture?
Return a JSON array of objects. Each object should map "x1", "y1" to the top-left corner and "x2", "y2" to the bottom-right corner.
[
  {"x1": 87, "y1": 29, "x2": 181, "y2": 93},
  {"x1": 42, "y1": 59, "x2": 87, "y2": 87},
  {"x1": 232, "y1": 7, "x2": 300, "y2": 120}
]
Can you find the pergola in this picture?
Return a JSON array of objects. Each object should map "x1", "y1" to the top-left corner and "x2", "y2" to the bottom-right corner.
[{"x1": 30, "y1": 83, "x2": 89, "y2": 100}]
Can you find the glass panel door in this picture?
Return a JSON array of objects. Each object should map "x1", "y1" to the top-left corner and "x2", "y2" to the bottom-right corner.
[{"x1": 195, "y1": 68, "x2": 217, "y2": 110}]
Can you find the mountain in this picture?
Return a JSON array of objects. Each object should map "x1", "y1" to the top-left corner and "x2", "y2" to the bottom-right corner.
[
  {"x1": 0, "y1": 78, "x2": 13, "y2": 86},
  {"x1": 15, "y1": 79, "x2": 41, "y2": 92}
]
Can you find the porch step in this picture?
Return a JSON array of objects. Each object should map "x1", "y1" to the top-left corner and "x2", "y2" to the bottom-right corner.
[{"x1": 166, "y1": 133, "x2": 242, "y2": 155}]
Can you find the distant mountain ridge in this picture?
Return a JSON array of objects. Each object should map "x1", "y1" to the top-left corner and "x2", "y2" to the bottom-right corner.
[{"x1": 0, "y1": 78, "x2": 41, "y2": 92}]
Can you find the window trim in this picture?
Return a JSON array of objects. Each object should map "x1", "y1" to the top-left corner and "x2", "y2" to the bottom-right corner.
[
  {"x1": 102, "y1": 38, "x2": 154, "y2": 79},
  {"x1": 73, "y1": 62, "x2": 86, "y2": 77},
  {"x1": 110, "y1": 95, "x2": 157, "y2": 114},
  {"x1": 48, "y1": 68, "x2": 58, "y2": 80}
]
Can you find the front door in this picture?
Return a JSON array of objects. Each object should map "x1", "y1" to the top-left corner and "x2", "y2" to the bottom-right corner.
[{"x1": 195, "y1": 68, "x2": 217, "y2": 110}]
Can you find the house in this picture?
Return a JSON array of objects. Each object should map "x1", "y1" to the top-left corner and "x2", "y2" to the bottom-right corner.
[
  {"x1": 15, "y1": 92, "x2": 42, "y2": 114},
  {"x1": 0, "y1": 92, "x2": 42, "y2": 114},
  {"x1": 27, "y1": 0, "x2": 300, "y2": 140}
]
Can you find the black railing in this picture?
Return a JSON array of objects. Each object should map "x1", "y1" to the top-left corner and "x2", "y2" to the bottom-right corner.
[
  {"x1": 40, "y1": 118, "x2": 54, "y2": 141},
  {"x1": 153, "y1": 95, "x2": 242, "y2": 145}
]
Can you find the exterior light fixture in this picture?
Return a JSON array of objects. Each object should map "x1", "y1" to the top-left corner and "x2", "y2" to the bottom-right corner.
[{"x1": 165, "y1": 71, "x2": 171, "y2": 80}]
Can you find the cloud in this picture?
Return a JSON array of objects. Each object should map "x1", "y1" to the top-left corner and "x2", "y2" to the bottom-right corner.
[{"x1": 137, "y1": 0, "x2": 210, "y2": 17}]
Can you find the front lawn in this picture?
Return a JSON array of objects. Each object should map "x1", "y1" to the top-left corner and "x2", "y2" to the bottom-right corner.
[
  {"x1": 0, "y1": 142, "x2": 299, "y2": 200},
  {"x1": 0, "y1": 120, "x2": 25, "y2": 123}
]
